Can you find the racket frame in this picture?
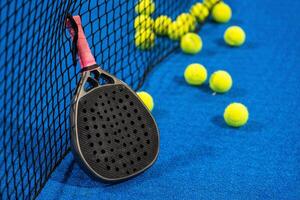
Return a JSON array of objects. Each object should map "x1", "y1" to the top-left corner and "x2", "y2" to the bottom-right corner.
[{"x1": 68, "y1": 15, "x2": 159, "y2": 182}]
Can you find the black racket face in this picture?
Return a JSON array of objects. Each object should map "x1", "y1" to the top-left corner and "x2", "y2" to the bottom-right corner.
[{"x1": 71, "y1": 72, "x2": 159, "y2": 182}]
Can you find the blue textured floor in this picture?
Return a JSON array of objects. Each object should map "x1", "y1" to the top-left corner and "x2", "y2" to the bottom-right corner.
[{"x1": 38, "y1": 0, "x2": 300, "y2": 199}]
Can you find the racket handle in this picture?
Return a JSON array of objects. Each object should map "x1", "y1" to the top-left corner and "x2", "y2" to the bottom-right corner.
[{"x1": 67, "y1": 15, "x2": 96, "y2": 68}]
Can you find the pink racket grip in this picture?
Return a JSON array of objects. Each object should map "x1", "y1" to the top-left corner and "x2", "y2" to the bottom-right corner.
[{"x1": 66, "y1": 15, "x2": 96, "y2": 69}]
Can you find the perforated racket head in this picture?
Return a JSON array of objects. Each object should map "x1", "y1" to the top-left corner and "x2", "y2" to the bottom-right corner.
[{"x1": 70, "y1": 68, "x2": 159, "y2": 182}]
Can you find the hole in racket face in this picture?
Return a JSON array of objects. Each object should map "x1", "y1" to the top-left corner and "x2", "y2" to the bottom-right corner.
[{"x1": 76, "y1": 84, "x2": 159, "y2": 181}]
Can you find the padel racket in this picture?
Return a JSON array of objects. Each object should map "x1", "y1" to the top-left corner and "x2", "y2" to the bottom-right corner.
[{"x1": 67, "y1": 15, "x2": 159, "y2": 182}]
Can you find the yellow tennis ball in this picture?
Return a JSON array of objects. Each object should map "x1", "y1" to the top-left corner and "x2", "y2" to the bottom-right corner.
[
  {"x1": 168, "y1": 21, "x2": 189, "y2": 40},
  {"x1": 180, "y1": 33, "x2": 203, "y2": 54},
  {"x1": 134, "y1": 15, "x2": 154, "y2": 31},
  {"x1": 209, "y1": 70, "x2": 232, "y2": 93},
  {"x1": 190, "y1": 3, "x2": 209, "y2": 23},
  {"x1": 224, "y1": 103, "x2": 249, "y2": 127},
  {"x1": 224, "y1": 26, "x2": 246, "y2": 47},
  {"x1": 137, "y1": 91, "x2": 154, "y2": 111},
  {"x1": 203, "y1": 0, "x2": 220, "y2": 10},
  {"x1": 212, "y1": 2, "x2": 232, "y2": 23},
  {"x1": 135, "y1": 0, "x2": 155, "y2": 16},
  {"x1": 154, "y1": 15, "x2": 172, "y2": 36},
  {"x1": 176, "y1": 13, "x2": 197, "y2": 32},
  {"x1": 135, "y1": 29, "x2": 155, "y2": 50},
  {"x1": 184, "y1": 63, "x2": 207, "y2": 85}
]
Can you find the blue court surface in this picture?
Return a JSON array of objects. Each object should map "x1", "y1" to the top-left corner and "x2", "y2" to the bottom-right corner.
[{"x1": 38, "y1": 0, "x2": 300, "y2": 199}]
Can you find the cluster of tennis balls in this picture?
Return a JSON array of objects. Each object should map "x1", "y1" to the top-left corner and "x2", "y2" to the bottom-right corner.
[
  {"x1": 183, "y1": 1, "x2": 248, "y2": 128},
  {"x1": 134, "y1": 0, "x2": 213, "y2": 52},
  {"x1": 210, "y1": 1, "x2": 246, "y2": 46},
  {"x1": 184, "y1": 64, "x2": 232, "y2": 93},
  {"x1": 135, "y1": 0, "x2": 248, "y2": 127},
  {"x1": 184, "y1": 64, "x2": 248, "y2": 127},
  {"x1": 134, "y1": 0, "x2": 246, "y2": 50},
  {"x1": 134, "y1": 0, "x2": 156, "y2": 50}
]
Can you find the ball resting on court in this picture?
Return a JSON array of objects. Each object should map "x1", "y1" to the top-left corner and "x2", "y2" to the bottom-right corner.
[
  {"x1": 224, "y1": 26, "x2": 246, "y2": 47},
  {"x1": 184, "y1": 63, "x2": 207, "y2": 86},
  {"x1": 180, "y1": 33, "x2": 203, "y2": 54},
  {"x1": 224, "y1": 103, "x2": 249, "y2": 127},
  {"x1": 212, "y1": 2, "x2": 232, "y2": 23},
  {"x1": 209, "y1": 70, "x2": 232, "y2": 93},
  {"x1": 137, "y1": 91, "x2": 154, "y2": 111}
]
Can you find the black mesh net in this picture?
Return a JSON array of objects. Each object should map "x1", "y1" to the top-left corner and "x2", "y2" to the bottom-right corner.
[{"x1": 0, "y1": 0, "x2": 219, "y2": 199}]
